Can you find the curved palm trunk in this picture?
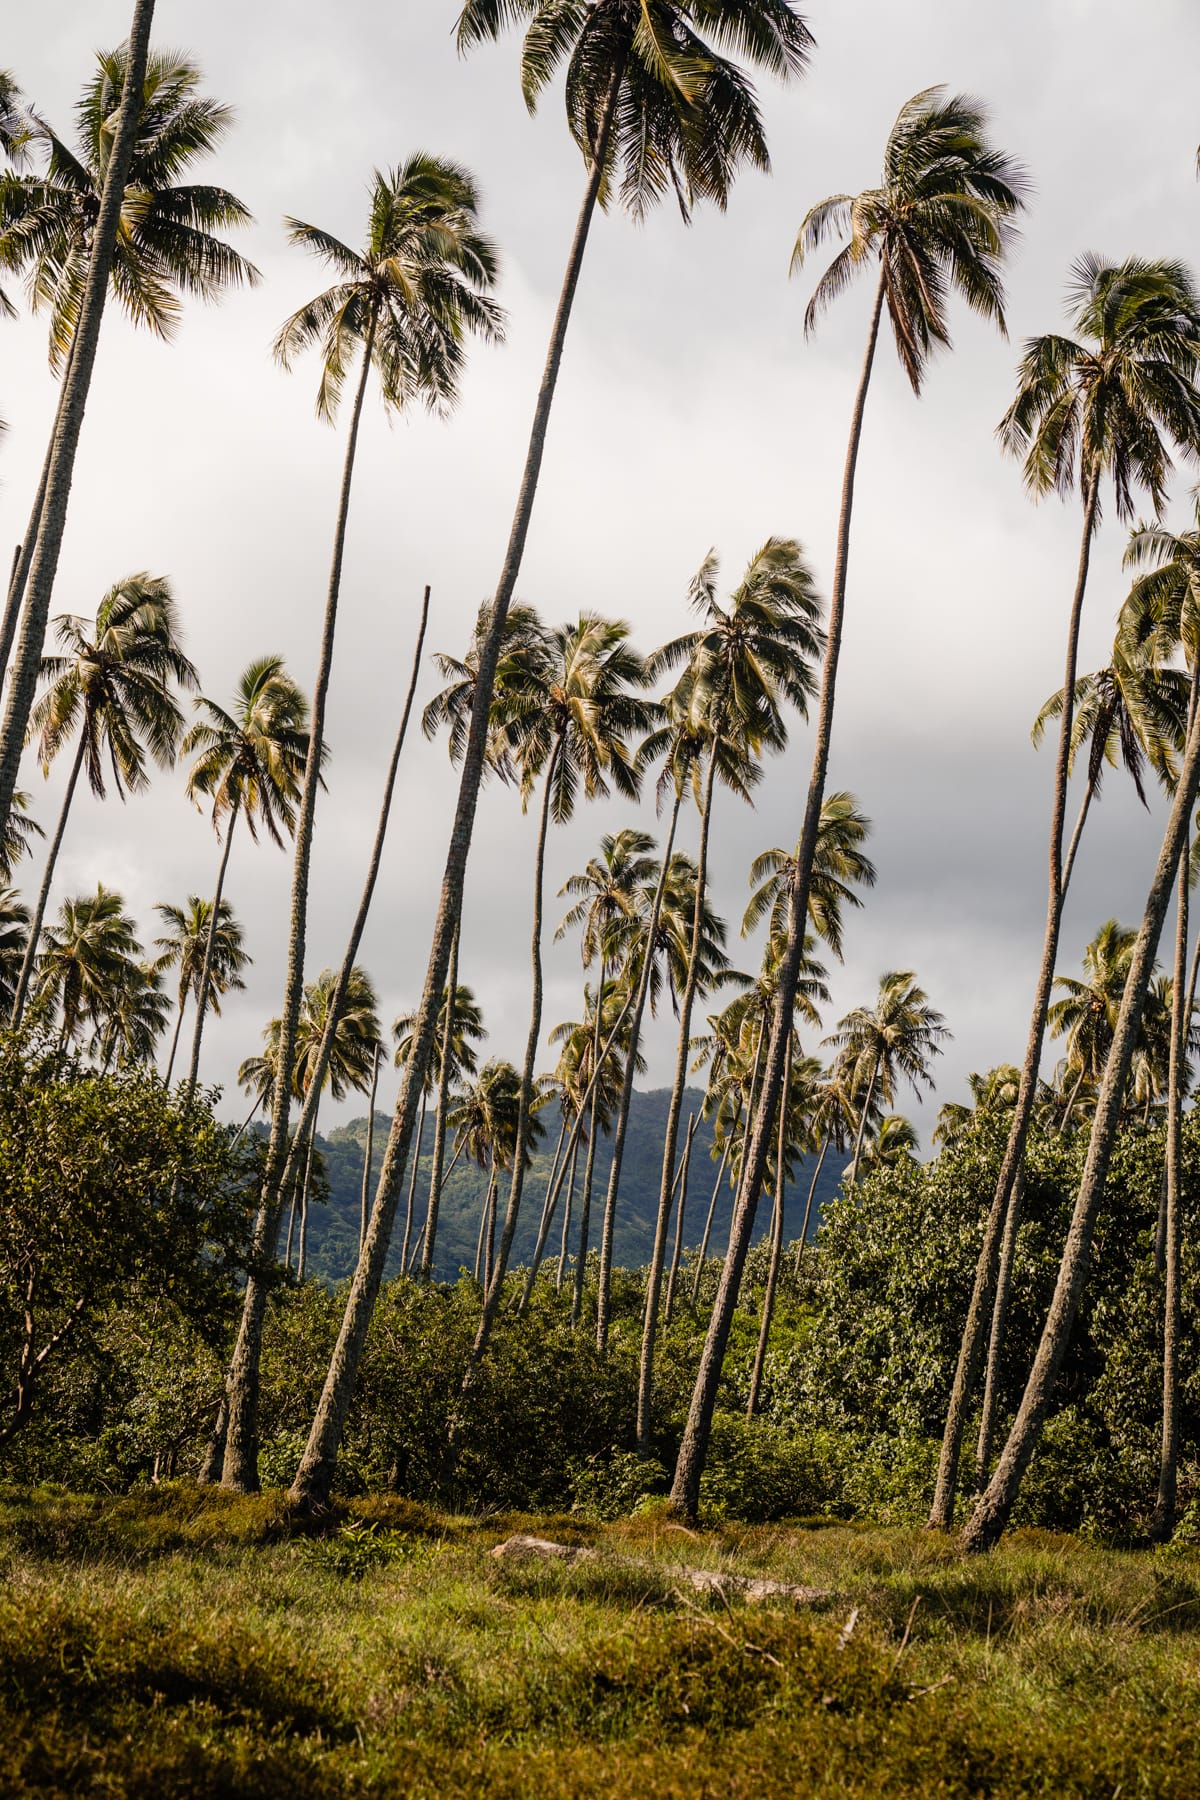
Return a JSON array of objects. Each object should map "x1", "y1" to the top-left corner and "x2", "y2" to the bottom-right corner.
[
  {"x1": 571, "y1": 957, "x2": 608, "y2": 1327},
  {"x1": 468, "y1": 744, "x2": 560, "y2": 1366},
  {"x1": 222, "y1": 576, "x2": 428, "y2": 1493},
  {"x1": 961, "y1": 688, "x2": 1200, "y2": 1553},
  {"x1": 973, "y1": 1170, "x2": 1026, "y2": 1484},
  {"x1": 400, "y1": 1093, "x2": 427, "y2": 1271},
  {"x1": 793, "y1": 1134, "x2": 829, "y2": 1281},
  {"x1": 668, "y1": 268, "x2": 887, "y2": 1523},
  {"x1": 747, "y1": 1041, "x2": 791, "y2": 1418},
  {"x1": 184, "y1": 795, "x2": 240, "y2": 1100},
  {"x1": 360, "y1": 1046, "x2": 380, "y2": 1255},
  {"x1": 289, "y1": 76, "x2": 623, "y2": 1512},
  {"x1": 637, "y1": 750, "x2": 719, "y2": 1450},
  {"x1": 596, "y1": 788, "x2": 683, "y2": 1352},
  {"x1": 691, "y1": 1126, "x2": 735, "y2": 1310},
  {"x1": 522, "y1": 1110, "x2": 569, "y2": 1296},
  {"x1": 558, "y1": 1137, "x2": 581, "y2": 1293},
  {"x1": 163, "y1": 983, "x2": 188, "y2": 1087},
  {"x1": 663, "y1": 1110, "x2": 697, "y2": 1325},
  {"x1": 297, "y1": 1099, "x2": 319, "y2": 1282},
  {"x1": 846, "y1": 1059, "x2": 879, "y2": 1187},
  {"x1": 0, "y1": 0, "x2": 156, "y2": 839},
  {"x1": 421, "y1": 917, "x2": 460, "y2": 1278},
  {"x1": 11, "y1": 732, "x2": 87, "y2": 1025},
  {"x1": 928, "y1": 473, "x2": 1101, "y2": 1530}
]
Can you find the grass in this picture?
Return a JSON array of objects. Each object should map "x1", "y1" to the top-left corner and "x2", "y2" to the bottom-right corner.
[{"x1": 2, "y1": 1485, "x2": 1200, "y2": 1796}]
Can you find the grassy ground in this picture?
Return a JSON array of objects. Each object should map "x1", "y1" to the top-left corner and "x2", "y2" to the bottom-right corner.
[{"x1": 2, "y1": 1485, "x2": 1199, "y2": 1797}]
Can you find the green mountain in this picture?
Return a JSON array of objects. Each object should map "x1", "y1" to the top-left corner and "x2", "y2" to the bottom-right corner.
[{"x1": 299, "y1": 1087, "x2": 846, "y2": 1286}]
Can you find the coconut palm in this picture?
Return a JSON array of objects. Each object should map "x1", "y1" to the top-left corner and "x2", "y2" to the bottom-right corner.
[
  {"x1": 1048, "y1": 920, "x2": 1141, "y2": 1103},
  {"x1": 469, "y1": 612, "x2": 655, "y2": 1366},
  {"x1": 394, "y1": 981, "x2": 487, "y2": 1274},
  {"x1": 933, "y1": 1064, "x2": 1021, "y2": 1154},
  {"x1": 743, "y1": 792, "x2": 876, "y2": 962},
  {"x1": 92, "y1": 958, "x2": 170, "y2": 1071},
  {"x1": 856, "y1": 1113, "x2": 919, "y2": 1177},
  {"x1": 153, "y1": 896, "x2": 250, "y2": 1086},
  {"x1": 0, "y1": 31, "x2": 259, "y2": 838},
  {"x1": 826, "y1": 971, "x2": 949, "y2": 1187},
  {"x1": 446, "y1": 1059, "x2": 536, "y2": 1289},
  {"x1": 31, "y1": 883, "x2": 141, "y2": 1047},
  {"x1": 0, "y1": 791, "x2": 43, "y2": 883},
  {"x1": 668, "y1": 96, "x2": 1025, "y2": 1522},
  {"x1": 289, "y1": 0, "x2": 814, "y2": 1512},
  {"x1": 12, "y1": 573, "x2": 198, "y2": 1025},
  {"x1": 934, "y1": 257, "x2": 1200, "y2": 1532},
  {"x1": 0, "y1": 888, "x2": 29, "y2": 1017}
]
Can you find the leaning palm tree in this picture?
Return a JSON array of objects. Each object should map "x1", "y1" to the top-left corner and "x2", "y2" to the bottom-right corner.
[
  {"x1": 153, "y1": 896, "x2": 250, "y2": 1086},
  {"x1": 12, "y1": 572, "x2": 198, "y2": 1024},
  {"x1": 31, "y1": 883, "x2": 141, "y2": 1047},
  {"x1": 180, "y1": 655, "x2": 310, "y2": 1095},
  {"x1": 668, "y1": 90, "x2": 1026, "y2": 1525},
  {"x1": 92, "y1": 958, "x2": 170, "y2": 1071},
  {"x1": 289, "y1": 0, "x2": 815, "y2": 1513},
  {"x1": 828, "y1": 971, "x2": 949, "y2": 1186},
  {"x1": 1048, "y1": 920, "x2": 1140, "y2": 1107},
  {"x1": 931, "y1": 256, "x2": 1200, "y2": 1532},
  {"x1": 263, "y1": 155, "x2": 503, "y2": 1264},
  {"x1": 744, "y1": 791, "x2": 876, "y2": 962},
  {"x1": 0, "y1": 30, "x2": 259, "y2": 838}
]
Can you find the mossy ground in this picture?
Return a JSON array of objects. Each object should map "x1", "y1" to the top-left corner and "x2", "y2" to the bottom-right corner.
[{"x1": 2, "y1": 1484, "x2": 1199, "y2": 1797}]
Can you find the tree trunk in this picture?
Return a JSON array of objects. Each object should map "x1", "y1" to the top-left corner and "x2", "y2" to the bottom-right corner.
[
  {"x1": 0, "y1": 0, "x2": 156, "y2": 839},
  {"x1": 360, "y1": 1045, "x2": 380, "y2": 1255},
  {"x1": 667, "y1": 267, "x2": 887, "y2": 1524},
  {"x1": 468, "y1": 743, "x2": 561, "y2": 1368},
  {"x1": 288, "y1": 76, "x2": 622, "y2": 1511},
  {"x1": 793, "y1": 1135, "x2": 829, "y2": 1281},
  {"x1": 197, "y1": 1397, "x2": 227, "y2": 1486},
  {"x1": 571, "y1": 958, "x2": 608, "y2": 1327},
  {"x1": 691, "y1": 1126, "x2": 735, "y2": 1310},
  {"x1": 637, "y1": 751, "x2": 719, "y2": 1449},
  {"x1": 596, "y1": 788, "x2": 683, "y2": 1352},
  {"x1": 222, "y1": 575, "x2": 428, "y2": 1494},
  {"x1": 928, "y1": 471, "x2": 1101, "y2": 1530},
  {"x1": 961, "y1": 685, "x2": 1200, "y2": 1553},
  {"x1": 421, "y1": 917, "x2": 460, "y2": 1278},
  {"x1": 846, "y1": 1059, "x2": 878, "y2": 1187},
  {"x1": 184, "y1": 796, "x2": 240, "y2": 1099},
  {"x1": 401, "y1": 1092, "x2": 427, "y2": 1272},
  {"x1": 558, "y1": 1136, "x2": 581, "y2": 1293},
  {"x1": 11, "y1": 731, "x2": 86, "y2": 1025},
  {"x1": 163, "y1": 984, "x2": 187, "y2": 1087},
  {"x1": 973, "y1": 1170, "x2": 1025, "y2": 1486},
  {"x1": 748, "y1": 1039, "x2": 791, "y2": 1418},
  {"x1": 663, "y1": 1110, "x2": 697, "y2": 1325},
  {"x1": 297, "y1": 1103, "x2": 318, "y2": 1283}
]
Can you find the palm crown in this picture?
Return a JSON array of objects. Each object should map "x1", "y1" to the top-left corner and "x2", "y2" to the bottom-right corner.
[
  {"x1": 183, "y1": 656, "x2": 311, "y2": 845},
  {"x1": 153, "y1": 896, "x2": 249, "y2": 1018}
]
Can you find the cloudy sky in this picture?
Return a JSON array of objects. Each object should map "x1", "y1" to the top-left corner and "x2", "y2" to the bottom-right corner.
[{"x1": 4, "y1": 0, "x2": 1200, "y2": 1140}]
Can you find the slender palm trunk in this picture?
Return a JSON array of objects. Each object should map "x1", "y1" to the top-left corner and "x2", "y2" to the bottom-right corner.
[
  {"x1": 223, "y1": 577, "x2": 428, "y2": 1494},
  {"x1": 0, "y1": 0, "x2": 156, "y2": 839},
  {"x1": 691, "y1": 1128, "x2": 735, "y2": 1310},
  {"x1": 637, "y1": 755, "x2": 718, "y2": 1448},
  {"x1": 973, "y1": 1170, "x2": 1026, "y2": 1485},
  {"x1": 663, "y1": 1111, "x2": 697, "y2": 1325},
  {"x1": 571, "y1": 958, "x2": 608, "y2": 1326},
  {"x1": 961, "y1": 687, "x2": 1200, "y2": 1553},
  {"x1": 360, "y1": 1046, "x2": 380, "y2": 1255},
  {"x1": 748, "y1": 1042, "x2": 791, "y2": 1418},
  {"x1": 401, "y1": 1094, "x2": 427, "y2": 1271},
  {"x1": 596, "y1": 789, "x2": 683, "y2": 1352},
  {"x1": 0, "y1": 380, "x2": 67, "y2": 690},
  {"x1": 1056, "y1": 1064, "x2": 1089, "y2": 1135},
  {"x1": 468, "y1": 745, "x2": 560, "y2": 1367},
  {"x1": 846, "y1": 1059, "x2": 878, "y2": 1187},
  {"x1": 793, "y1": 1134, "x2": 829, "y2": 1281},
  {"x1": 232, "y1": 1090, "x2": 265, "y2": 1149},
  {"x1": 11, "y1": 732, "x2": 86, "y2": 1025},
  {"x1": 163, "y1": 984, "x2": 188, "y2": 1087},
  {"x1": 184, "y1": 796, "x2": 240, "y2": 1099},
  {"x1": 421, "y1": 917, "x2": 460, "y2": 1278},
  {"x1": 668, "y1": 268, "x2": 887, "y2": 1523},
  {"x1": 929, "y1": 473, "x2": 1101, "y2": 1530},
  {"x1": 289, "y1": 77, "x2": 622, "y2": 1511},
  {"x1": 298, "y1": 1101, "x2": 319, "y2": 1283},
  {"x1": 524, "y1": 1110, "x2": 569, "y2": 1293},
  {"x1": 558, "y1": 1137, "x2": 581, "y2": 1293}
]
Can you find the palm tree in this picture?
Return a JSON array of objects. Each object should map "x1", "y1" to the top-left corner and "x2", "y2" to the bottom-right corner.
[
  {"x1": 12, "y1": 572, "x2": 198, "y2": 1024},
  {"x1": 747, "y1": 1047, "x2": 824, "y2": 1415},
  {"x1": 153, "y1": 896, "x2": 250, "y2": 1086},
  {"x1": 0, "y1": 27, "x2": 259, "y2": 838},
  {"x1": 263, "y1": 156, "x2": 503, "y2": 1269},
  {"x1": 446, "y1": 1059, "x2": 534, "y2": 1289},
  {"x1": 289, "y1": 0, "x2": 814, "y2": 1513},
  {"x1": 933, "y1": 1064, "x2": 1021, "y2": 1154},
  {"x1": 743, "y1": 792, "x2": 876, "y2": 962},
  {"x1": 827, "y1": 971, "x2": 949, "y2": 1186},
  {"x1": 1048, "y1": 921, "x2": 1140, "y2": 1103},
  {"x1": 92, "y1": 958, "x2": 170, "y2": 1071},
  {"x1": 293, "y1": 966, "x2": 382, "y2": 1278},
  {"x1": 668, "y1": 93, "x2": 1025, "y2": 1524},
  {"x1": 0, "y1": 888, "x2": 29, "y2": 1017},
  {"x1": 31, "y1": 883, "x2": 141, "y2": 1047},
  {"x1": 181, "y1": 655, "x2": 310, "y2": 1097},
  {"x1": 395, "y1": 981, "x2": 487, "y2": 1273},
  {"x1": 933, "y1": 256, "x2": 1200, "y2": 1531},
  {"x1": 856, "y1": 1112, "x2": 919, "y2": 1177},
  {"x1": 0, "y1": 791, "x2": 43, "y2": 883}
]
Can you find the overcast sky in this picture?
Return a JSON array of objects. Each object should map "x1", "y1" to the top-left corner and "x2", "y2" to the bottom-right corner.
[{"x1": 4, "y1": 0, "x2": 1200, "y2": 1141}]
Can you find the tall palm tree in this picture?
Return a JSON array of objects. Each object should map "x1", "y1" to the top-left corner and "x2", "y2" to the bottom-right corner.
[
  {"x1": 92, "y1": 957, "x2": 170, "y2": 1071},
  {"x1": 470, "y1": 612, "x2": 654, "y2": 1365},
  {"x1": 933, "y1": 1064, "x2": 1021, "y2": 1154},
  {"x1": 638, "y1": 540, "x2": 821, "y2": 1448},
  {"x1": 153, "y1": 896, "x2": 250, "y2": 1086},
  {"x1": 0, "y1": 27, "x2": 258, "y2": 837},
  {"x1": 12, "y1": 573, "x2": 197, "y2": 1024},
  {"x1": 446, "y1": 1058, "x2": 536, "y2": 1289},
  {"x1": 932, "y1": 256, "x2": 1200, "y2": 1531},
  {"x1": 827, "y1": 971, "x2": 949, "y2": 1186},
  {"x1": 262, "y1": 156, "x2": 503, "y2": 1273},
  {"x1": 0, "y1": 888, "x2": 29, "y2": 1018},
  {"x1": 31, "y1": 883, "x2": 141, "y2": 1047},
  {"x1": 289, "y1": 0, "x2": 814, "y2": 1513},
  {"x1": 180, "y1": 655, "x2": 310, "y2": 1095},
  {"x1": 0, "y1": 792, "x2": 43, "y2": 884},
  {"x1": 669, "y1": 92, "x2": 1025, "y2": 1524},
  {"x1": 743, "y1": 792, "x2": 876, "y2": 962},
  {"x1": 1048, "y1": 920, "x2": 1140, "y2": 1102},
  {"x1": 395, "y1": 981, "x2": 487, "y2": 1273}
]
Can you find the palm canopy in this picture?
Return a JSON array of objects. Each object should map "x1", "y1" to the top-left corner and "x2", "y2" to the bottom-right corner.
[
  {"x1": 495, "y1": 612, "x2": 657, "y2": 821},
  {"x1": 449, "y1": 1057, "x2": 544, "y2": 1173},
  {"x1": 1122, "y1": 494, "x2": 1200, "y2": 684},
  {"x1": 826, "y1": 969, "x2": 950, "y2": 1108},
  {"x1": 1031, "y1": 650, "x2": 1185, "y2": 808},
  {"x1": 29, "y1": 574, "x2": 198, "y2": 798},
  {"x1": 793, "y1": 87, "x2": 1027, "y2": 392},
  {"x1": 153, "y1": 895, "x2": 249, "y2": 1016},
  {"x1": 182, "y1": 655, "x2": 312, "y2": 845},
  {"x1": 250, "y1": 966, "x2": 383, "y2": 1106},
  {"x1": 635, "y1": 848, "x2": 735, "y2": 1017},
  {"x1": 648, "y1": 538, "x2": 823, "y2": 764},
  {"x1": 743, "y1": 790, "x2": 876, "y2": 961},
  {"x1": 394, "y1": 981, "x2": 487, "y2": 1087},
  {"x1": 998, "y1": 257, "x2": 1200, "y2": 521},
  {"x1": 0, "y1": 888, "x2": 29, "y2": 1016},
  {"x1": 1048, "y1": 919, "x2": 1141, "y2": 1083},
  {"x1": 274, "y1": 154, "x2": 504, "y2": 424},
  {"x1": 0, "y1": 791, "x2": 44, "y2": 882},
  {"x1": 456, "y1": 0, "x2": 814, "y2": 220},
  {"x1": 933, "y1": 1063, "x2": 1021, "y2": 1151},
  {"x1": 32, "y1": 883, "x2": 142, "y2": 1045},
  {"x1": 422, "y1": 602, "x2": 547, "y2": 775},
  {"x1": 0, "y1": 48, "x2": 259, "y2": 371},
  {"x1": 556, "y1": 827, "x2": 658, "y2": 967},
  {"x1": 93, "y1": 959, "x2": 170, "y2": 1069}
]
